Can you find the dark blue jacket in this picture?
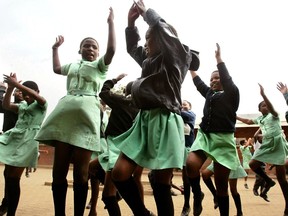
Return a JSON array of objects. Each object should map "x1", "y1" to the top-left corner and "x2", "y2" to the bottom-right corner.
[
  {"x1": 181, "y1": 110, "x2": 196, "y2": 147},
  {"x1": 125, "y1": 9, "x2": 192, "y2": 114},
  {"x1": 194, "y1": 62, "x2": 239, "y2": 133}
]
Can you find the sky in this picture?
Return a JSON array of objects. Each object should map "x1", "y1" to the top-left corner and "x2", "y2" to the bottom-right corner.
[{"x1": 0, "y1": 0, "x2": 288, "y2": 125}]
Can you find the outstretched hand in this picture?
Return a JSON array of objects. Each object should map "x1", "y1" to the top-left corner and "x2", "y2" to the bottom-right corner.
[
  {"x1": 134, "y1": 0, "x2": 146, "y2": 16},
  {"x1": 52, "y1": 35, "x2": 64, "y2": 49},
  {"x1": 128, "y1": 2, "x2": 140, "y2": 24},
  {"x1": 277, "y1": 82, "x2": 288, "y2": 94},
  {"x1": 258, "y1": 83, "x2": 265, "y2": 96},
  {"x1": 215, "y1": 43, "x2": 221, "y2": 59},
  {"x1": 107, "y1": 7, "x2": 114, "y2": 23},
  {"x1": 3, "y1": 73, "x2": 19, "y2": 89}
]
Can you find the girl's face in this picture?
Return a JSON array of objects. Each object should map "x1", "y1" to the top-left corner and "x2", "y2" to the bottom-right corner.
[
  {"x1": 259, "y1": 101, "x2": 269, "y2": 115},
  {"x1": 79, "y1": 39, "x2": 99, "y2": 61},
  {"x1": 22, "y1": 91, "x2": 36, "y2": 105},
  {"x1": 210, "y1": 71, "x2": 223, "y2": 91},
  {"x1": 13, "y1": 89, "x2": 23, "y2": 102},
  {"x1": 182, "y1": 100, "x2": 191, "y2": 111},
  {"x1": 144, "y1": 28, "x2": 160, "y2": 57}
]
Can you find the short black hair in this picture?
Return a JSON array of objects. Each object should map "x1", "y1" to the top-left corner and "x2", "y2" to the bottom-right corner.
[
  {"x1": 22, "y1": 81, "x2": 39, "y2": 91},
  {"x1": 79, "y1": 37, "x2": 99, "y2": 49}
]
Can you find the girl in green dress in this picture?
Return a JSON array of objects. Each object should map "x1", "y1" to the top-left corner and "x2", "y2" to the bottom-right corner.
[
  {"x1": 239, "y1": 138, "x2": 253, "y2": 189},
  {"x1": 35, "y1": 7, "x2": 115, "y2": 216},
  {"x1": 0, "y1": 73, "x2": 47, "y2": 216},
  {"x1": 237, "y1": 84, "x2": 288, "y2": 216}
]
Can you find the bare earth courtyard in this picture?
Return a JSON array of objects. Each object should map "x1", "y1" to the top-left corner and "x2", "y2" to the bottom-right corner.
[{"x1": 0, "y1": 165, "x2": 286, "y2": 216}]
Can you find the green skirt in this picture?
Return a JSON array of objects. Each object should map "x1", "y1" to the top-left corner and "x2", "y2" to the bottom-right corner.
[
  {"x1": 112, "y1": 109, "x2": 185, "y2": 170},
  {"x1": 98, "y1": 135, "x2": 121, "y2": 172},
  {"x1": 35, "y1": 94, "x2": 101, "y2": 151},
  {"x1": 183, "y1": 146, "x2": 190, "y2": 167},
  {"x1": 252, "y1": 133, "x2": 288, "y2": 165},
  {"x1": 0, "y1": 127, "x2": 39, "y2": 167},
  {"x1": 91, "y1": 138, "x2": 108, "y2": 160},
  {"x1": 190, "y1": 129, "x2": 239, "y2": 170}
]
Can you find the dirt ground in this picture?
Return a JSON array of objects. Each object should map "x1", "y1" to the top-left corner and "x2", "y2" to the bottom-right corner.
[{"x1": 0, "y1": 165, "x2": 286, "y2": 216}]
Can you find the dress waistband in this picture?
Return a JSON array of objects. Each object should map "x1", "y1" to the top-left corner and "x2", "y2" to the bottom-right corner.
[{"x1": 68, "y1": 90, "x2": 97, "y2": 96}]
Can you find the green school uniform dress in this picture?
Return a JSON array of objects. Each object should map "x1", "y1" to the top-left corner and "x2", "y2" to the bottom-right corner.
[
  {"x1": 252, "y1": 113, "x2": 288, "y2": 165},
  {"x1": 91, "y1": 111, "x2": 109, "y2": 160},
  {"x1": 35, "y1": 57, "x2": 108, "y2": 151},
  {"x1": 240, "y1": 145, "x2": 252, "y2": 169},
  {"x1": 0, "y1": 101, "x2": 47, "y2": 167}
]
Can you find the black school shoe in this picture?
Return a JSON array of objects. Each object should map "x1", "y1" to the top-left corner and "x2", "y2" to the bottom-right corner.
[
  {"x1": 261, "y1": 180, "x2": 276, "y2": 196},
  {"x1": 253, "y1": 189, "x2": 259, "y2": 196},
  {"x1": 259, "y1": 193, "x2": 270, "y2": 202}
]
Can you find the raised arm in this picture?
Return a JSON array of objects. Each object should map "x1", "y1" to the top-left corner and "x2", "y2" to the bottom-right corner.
[
  {"x1": 128, "y1": 2, "x2": 140, "y2": 28},
  {"x1": 215, "y1": 43, "x2": 223, "y2": 64},
  {"x1": 135, "y1": 0, "x2": 190, "y2": 69},
  {"x1": 99, "y1": 73, "x2": 129, "y2": 108},
  {"x1": 190, "y1": 70, "x2": 198, "y2": 79},
  {"x1": 277, "y1": 82, "x2": 288, "y2": 105},
  {"x1": 259, "y1": 83, "x2": 278, "y2": 117},
  {"x1": 52, "y1": 35, "x2": 64, "y2": 74},
  {"x1": 3, "y1": 73, "x2": 46, "y2": 107},
  {"x1": 2, "y1": 79, "x2": 17, "y2": 113},
  {"x1": 104, "y1": 7, "x2": 116, "y2": 65},
  {"x1": 125, "y1": 3, "x2": 146, "y2": 67}
]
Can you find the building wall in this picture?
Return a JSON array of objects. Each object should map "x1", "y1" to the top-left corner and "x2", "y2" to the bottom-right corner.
[
  {"x1": 235, "y1": 125, "x2": 288, "y2": 139},
  {"x1": 38, "y1": 126, "x2": 288, "y2": 168},
  {"x1": 38, "y1": 144, "x2": 54, "y2": 167}
]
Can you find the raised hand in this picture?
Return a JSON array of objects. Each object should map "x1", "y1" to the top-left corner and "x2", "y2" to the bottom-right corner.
[
  {"x1": 3, "y1": 73, "x2": 18, "y2": 89},
  {"x1": 215, "y1": 43, "x2": 222, "y2": 63},
  {"x1": 128, "y1": 2, "x2": 140, "y2": 27},
  {"x1": 52, "y1": 35, "x2": 64, "y2": 49},
  {"x1": 107, "y1": 7, "x2": 114, "y2": 24},
  {"x1": 258, "y1": 83, "x2": 265, "y2": 96},
  {"x1": 277, "y1": 82, "x2": 288, "y2": 94},
  {"x1": 134, "y1": 0, "x2": 146, "y2": 16}
]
